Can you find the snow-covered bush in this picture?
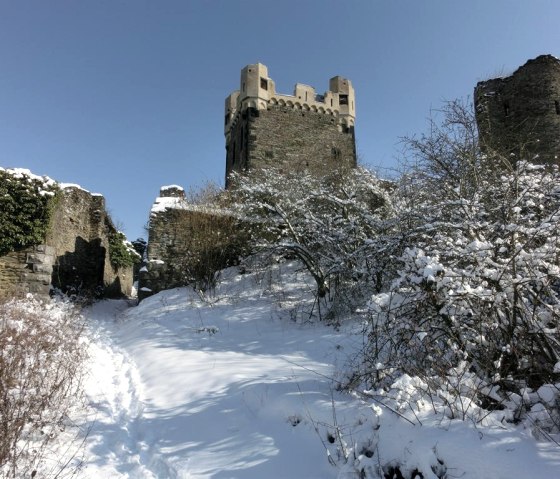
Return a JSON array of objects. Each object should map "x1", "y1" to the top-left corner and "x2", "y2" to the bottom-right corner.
[
  {"x1": 360, "y1": 100, "x2": 560, "y2": 431},
  {"x1": 228, "y1": 165, "x2": 393, "y2": 319},
  {"x1": 0, "y1": 297, "x2": 87, "y2": 478}
]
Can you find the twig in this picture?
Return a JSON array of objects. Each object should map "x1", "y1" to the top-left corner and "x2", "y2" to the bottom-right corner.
[{"x1": 352, "y1": 389, "x2": 418, "y2": 426}]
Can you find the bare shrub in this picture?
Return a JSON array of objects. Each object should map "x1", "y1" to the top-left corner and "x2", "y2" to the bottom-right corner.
[
  {"x1": 173, "y1": 209, "x2": 250, "y2": 292},
  {"x1": 0, "y1": 297, "x2": 87, "y2": 478}
]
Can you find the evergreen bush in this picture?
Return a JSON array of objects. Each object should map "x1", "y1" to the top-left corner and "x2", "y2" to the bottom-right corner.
[
  {"x1": 0, "y1": 169, "x2": 59, "y2": 256},
  {"x1": 108, "y1": 231, "x2": 141, "y2": 269}
]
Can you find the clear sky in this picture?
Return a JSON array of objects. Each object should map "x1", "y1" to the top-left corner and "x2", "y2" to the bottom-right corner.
[{"x1": 1, "y1": 0, "x2": 559, "y2": 241}]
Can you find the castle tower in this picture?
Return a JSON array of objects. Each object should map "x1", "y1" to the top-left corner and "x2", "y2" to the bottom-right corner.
[
  {"x1": 224, "y1": 63, "x2": 357, "y2": 187},
  {"x1": 474, "y1": 54, "x2": 560, "y2": 165}
]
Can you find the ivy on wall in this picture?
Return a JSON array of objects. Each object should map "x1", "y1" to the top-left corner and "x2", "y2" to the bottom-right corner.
[
  {"x1": 0, "y1": 170, "x2": 59, "y2": 256},
  {"x1": 109, "y1": 232, "x2": 141, "y2": 269}
]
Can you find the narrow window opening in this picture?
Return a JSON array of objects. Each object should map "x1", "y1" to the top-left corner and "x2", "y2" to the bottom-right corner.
[
  {"x1": 224, "y1": 114, "x2": 229, "y2": 126},
  {"x1": 242, "y1": 82, "x2": 246, "y2": 92},
  {"x1": 331, "y1": 147, "x2": 341, "y2": 159},
  {"x1": 555, "y1": 100, "x2": 560, "y2": 115},
  {"x1": 305, "y1": 92, "x2": 308, "y2": 101},
  {"x1": 260, "y1": 78, "x2": 268, "y2": 90},
  {"x1": 504, "y1": 101, "x2": 510, "y2": 117},
  {"x1": 339, "y1": 94, "x2": 348, "y2": 105},
  {"x1": 330, "y1": 99, "x2": 333, "y2": 106}
]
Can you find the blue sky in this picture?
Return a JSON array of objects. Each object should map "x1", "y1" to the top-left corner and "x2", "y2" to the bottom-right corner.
[{"x1": 1, "y1": 1, "x2": 559, "y2": 241}]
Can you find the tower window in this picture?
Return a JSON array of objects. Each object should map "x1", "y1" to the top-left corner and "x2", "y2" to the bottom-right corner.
[
  {"x1": 260, "y1": 78, "x2": 268, "y2": 90},
  {"x1": 339, "y1": 94, "x2": 348, "y2": 105},
  {"x1": 555, "y1": 100, "x2": 560, "y2": 115},
  {"x1": 225, "y1": 114, "x2": 229, "y2": 126},
  {"x1": 331, "y1": 147, "x2": 341, "y2": 159},
  {"x1": 504, "y1": 101, "x2": 510, "y2": 117}
]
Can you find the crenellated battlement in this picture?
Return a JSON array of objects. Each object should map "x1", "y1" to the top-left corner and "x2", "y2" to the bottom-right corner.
[{"x1": 225, "y1": 63, "x2": 355, "y2": 136}]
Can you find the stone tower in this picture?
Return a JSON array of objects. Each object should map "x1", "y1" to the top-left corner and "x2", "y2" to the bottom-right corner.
[
  {"x1": 474, "y1": 54, "x2": 560, "y2": 165},
  {"x1": 224, "y1": 63, "x2": 357, "y2": 187}
]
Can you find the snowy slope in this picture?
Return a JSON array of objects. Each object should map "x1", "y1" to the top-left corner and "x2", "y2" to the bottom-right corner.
[{"x1": 78, "y1": 261, "x2": 560, "y2": 479}]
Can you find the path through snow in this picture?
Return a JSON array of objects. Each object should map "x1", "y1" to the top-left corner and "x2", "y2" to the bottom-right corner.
[
  {"x1": 80, "y1": 265, "x2": 365, "y2": 478},
  {"x1": 77, "y1": 263, "x2": 560, "y2": 479}
]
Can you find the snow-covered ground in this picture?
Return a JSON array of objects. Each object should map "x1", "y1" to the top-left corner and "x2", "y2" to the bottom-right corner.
[{"x1": 78, "y1": 261, "x2": 560, "y2": 478}]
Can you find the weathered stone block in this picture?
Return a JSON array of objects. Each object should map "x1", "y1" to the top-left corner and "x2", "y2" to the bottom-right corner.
[
  {"x1": 21, "y1": 272, "x2": 51, "y2": 284},
  {"x1": 26, "y1": 253, "x2": 50, "y2": 265},
  {"x1": 32, "y1": 263, "x2": 53, "y2": 274},
  {"x1": 35, "y1": 244, "x2": 55, "y2": 256},
  {"x1": 28, "y1": 282, "x2": 50, "y2": 295}
]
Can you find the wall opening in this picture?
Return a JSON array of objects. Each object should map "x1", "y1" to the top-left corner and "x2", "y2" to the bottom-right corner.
[
  {"x1": 504, "y1": 101, "x2": 510, "y2": 117},
  {"x1": 339, "y1": 94, "x2": 348, "y2": 105},
  {"x1": 555, "y1": 100, "x2": 560, "y2": 115},
  {"x1": 260, "y1": 78, "x2": 268, "y2": 90}
]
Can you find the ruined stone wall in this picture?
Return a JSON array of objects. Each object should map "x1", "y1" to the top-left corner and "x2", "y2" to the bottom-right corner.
[
  {"x1": 475, "y1": 54, "x2": 560, "y2": 164},
  {"x1": 139, "y1": 187, "x2": 248, "y2": 301},
  {"x1": 139, "y1": 206, "x2": 192, "y2": 299},
  {"x1": 0, "y1": 177, "x2": 133, "y2": 299},
  {"x1": 46, "y1": 187, "x2": 133, "y2": 297},
  {"x1": 226, "y1": 105, "x2": 356, "y2": 185}
]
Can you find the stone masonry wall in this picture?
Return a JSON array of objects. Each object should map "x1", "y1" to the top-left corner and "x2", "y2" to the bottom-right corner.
[
  {"x1": 46, "y1": 186, "x2": 133, "y2": 297},
  {"x1": 0, "y1": 245, "x2": 55, "y2": 297},
  {"x1": 139, "y1": 207, "x2": 192, "y2": 299},
  {"x1": 0, "y1": 181, "x2": 133, "y2": 299},
  {"x1": 138, "y1": 187, "x2": 248, "y2": 301},
  {"x1": 226, "y1": 105, "x2": 356, "y2": 185},
  {"x1": 475, "y1": 54, "x2": 560, "y2": 164}
]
